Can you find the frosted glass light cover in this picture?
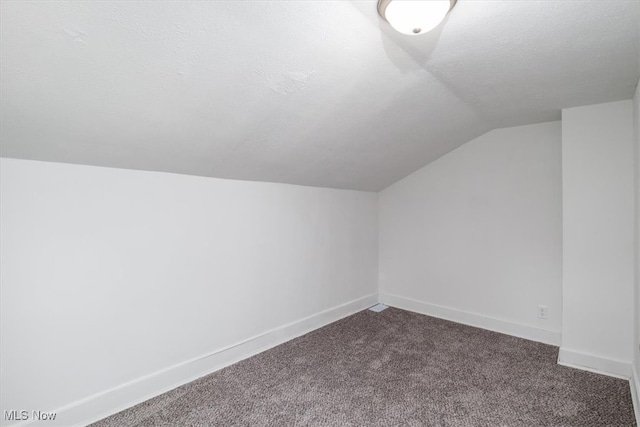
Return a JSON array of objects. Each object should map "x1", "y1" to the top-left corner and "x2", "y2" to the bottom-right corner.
[{"x1": 381, "y1": 0, "x2": 453, "y2": 35}]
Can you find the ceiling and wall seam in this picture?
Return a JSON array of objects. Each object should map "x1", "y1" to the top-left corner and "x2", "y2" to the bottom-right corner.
[{"x1": 1, "y1": 1, "x2": 639, "y2": 191}]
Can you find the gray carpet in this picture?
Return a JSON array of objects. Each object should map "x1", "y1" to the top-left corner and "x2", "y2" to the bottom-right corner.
[{"x1": 92, "y1": 307, "x2": 635, "y2": 426}]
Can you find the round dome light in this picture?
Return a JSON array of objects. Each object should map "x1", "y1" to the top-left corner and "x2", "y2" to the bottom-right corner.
[{"x1": 378, "y1": 0, "x2": 456, "y2": 35}]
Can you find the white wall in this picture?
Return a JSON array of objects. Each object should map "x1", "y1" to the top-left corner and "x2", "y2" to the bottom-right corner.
[
  {"x1": 378, "y1": 121, "x2": 563, "y2": 344},
  {"x1": 2, "y1": 98, "x2": 637, "y2": 425},
  {"x1": 0, "y1": 158, "x2": 378, "y2": 426},
  {"x1": 561, "y1": 100, "x2": 635, "y2": 377}
]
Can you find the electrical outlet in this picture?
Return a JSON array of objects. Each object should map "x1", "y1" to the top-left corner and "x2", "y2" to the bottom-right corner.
[{"x1": 537, "y1": 305, "x2": 548, "y2": 319}]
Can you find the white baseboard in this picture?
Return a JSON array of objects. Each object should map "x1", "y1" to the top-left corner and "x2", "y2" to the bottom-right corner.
[
  {"x1": 557, "y1": 347, "x2": 632, "y2": 379},
  {"x1": 7, "y1": 293, "x2": 378, "y2": 427},
  {"x1": 630, "y1": 365, "x2": 640, "y2": 424},
  {"x1": 378, "y1": 292, "x2": 561, "y2": 346}
]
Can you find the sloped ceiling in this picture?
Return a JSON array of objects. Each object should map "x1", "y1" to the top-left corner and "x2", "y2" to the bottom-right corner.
[{"x1": 1, "y1": 1, "x2": 639, "y2": 191}]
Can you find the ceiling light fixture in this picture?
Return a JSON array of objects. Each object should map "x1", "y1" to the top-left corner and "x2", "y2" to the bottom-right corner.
[{"x1": 377, "y1": 0, "x2": 456, "y2": 35}]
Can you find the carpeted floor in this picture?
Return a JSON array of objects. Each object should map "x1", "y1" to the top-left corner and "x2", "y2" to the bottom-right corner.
[{"x1": 92, "y1": 307, "x2": 635, "y2": 426}]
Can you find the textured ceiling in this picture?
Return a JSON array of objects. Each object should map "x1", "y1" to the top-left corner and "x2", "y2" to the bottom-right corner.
[{"x1": 1, "y1": 1, "x2": 639, "y2": 191}]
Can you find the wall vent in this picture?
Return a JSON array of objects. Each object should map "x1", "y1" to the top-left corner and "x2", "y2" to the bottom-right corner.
[{"x1": 369, "y1": 304, "x2": 389, "y2": 312}]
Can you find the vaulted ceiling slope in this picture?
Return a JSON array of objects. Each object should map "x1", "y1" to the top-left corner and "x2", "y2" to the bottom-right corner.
[{"x1": 1, "y1": 1, "x2": 639, "y2": 191}]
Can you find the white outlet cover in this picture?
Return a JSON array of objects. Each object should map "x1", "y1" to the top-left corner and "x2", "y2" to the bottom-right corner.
[
  {"x1": 538, "y1": 305, "x2": 549, "y2": 319},
  {"x1": 369, "y1": 304, "x2": 389, "y2": 313}
]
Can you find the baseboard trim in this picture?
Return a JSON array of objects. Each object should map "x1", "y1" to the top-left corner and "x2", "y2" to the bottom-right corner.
[
  {"x1": 557, "y1": 347, "x2": 632, "y2": 380},
  {"x1": 630, "y1": 365, "x2": 640, "y2": 424},
  {"x1": 378, "y1": 292, "x2": 561, "y2": 346},
  {"x1": 9, "y1": 293, "x2": 378, "y2": 427}
]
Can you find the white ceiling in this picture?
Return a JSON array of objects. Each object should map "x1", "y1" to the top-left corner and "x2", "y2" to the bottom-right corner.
[{"x1": 1, "y1": 1, "x2": 639, "y2": 191}]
